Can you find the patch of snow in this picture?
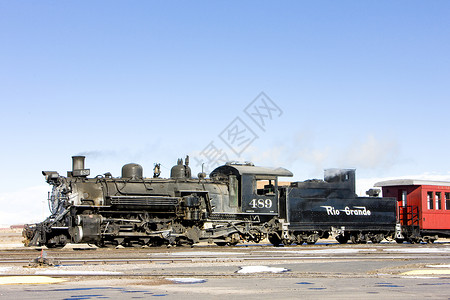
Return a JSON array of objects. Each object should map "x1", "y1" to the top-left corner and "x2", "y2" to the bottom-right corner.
[
  {"x1": 400, "y1": 276, "x2": 436, "y2": 279},
  {"x1": 384, "y1": 248, "x2": 450, "y2": 253},
  {"x1": 237, "y1": 266, "x2": 289, "y2": 274},
  {"x1": 0, "y1": 244, "x2": 24, "y2": 249},
  {"x1": 151, "y1": 251, "x2": 247, "y2": 256},
  {"x1": 166, "y1": 277, "x2": 207, "y2": 284},
  {"x1": 35, "y1": 270, "x2": 123, "y2": 275},
  {"x1": 0, "y1": 267, "x2": 12, "y2": 274},
  {"x1": 426, "y1": 264, "x2": 450, "y2": 268},
  {"x1": 260, "y1": 248, "x2": 375, "y2": 254}
]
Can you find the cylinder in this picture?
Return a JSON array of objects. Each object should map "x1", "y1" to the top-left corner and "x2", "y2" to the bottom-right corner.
[{"x1": 72, "y1": 156, "x2": 85, "y2": 171}]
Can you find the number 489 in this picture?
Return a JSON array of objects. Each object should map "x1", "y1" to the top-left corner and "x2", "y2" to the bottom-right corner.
[{"x1": 250, "y1": 198, "x2": 272, "y2": 209}]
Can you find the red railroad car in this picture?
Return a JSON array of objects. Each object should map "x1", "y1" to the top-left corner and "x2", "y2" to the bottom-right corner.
[{"x1": 375, "y1": 179, "x2": 450, "y2": 243}]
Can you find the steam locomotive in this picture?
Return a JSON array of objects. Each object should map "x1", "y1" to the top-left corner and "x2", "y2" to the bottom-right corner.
[{"x1": 23, "y1": 155, "x2": 399, "y2": 247}]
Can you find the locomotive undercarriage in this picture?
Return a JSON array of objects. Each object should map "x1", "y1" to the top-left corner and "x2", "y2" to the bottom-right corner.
[
  {"x1": 394, "y1": 225, "x2": 438, "y2": 244},
  {"x1": 23, "y1": 207, "x2": 274, "y2": 248},
  {"x1": 267, "y1": 230, "x2": 393, "y2": 246},
  {"x1": 267, "y1": 231, "x2": 327, "y2": 246},
  {"x1": 268, "y1": 221, "x2": 394, "y2": 246},
  {"x1": 335, "y1": 231, "x2": 391, "y2": 244},
  {"x1": 265, "y1": 219, "x2": 329, "y2": 246}
]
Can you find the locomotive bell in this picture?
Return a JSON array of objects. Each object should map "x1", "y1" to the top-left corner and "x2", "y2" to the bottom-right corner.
[{"x1": 121, "y1": 163, "x2": 143, "y2": 180}]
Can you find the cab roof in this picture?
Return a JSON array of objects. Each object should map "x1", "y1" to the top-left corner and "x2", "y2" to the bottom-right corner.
[{"x1": 210, "y1": 163, "x2": 293, "y2": 178}]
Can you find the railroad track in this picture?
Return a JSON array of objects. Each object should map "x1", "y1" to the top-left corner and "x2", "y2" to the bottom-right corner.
[{"x1": 0, "y1": 245, "x2": 448, "y2": 266}]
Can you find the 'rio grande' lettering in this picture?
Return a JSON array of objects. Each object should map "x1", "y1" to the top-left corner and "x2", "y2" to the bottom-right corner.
[
  {"x1": 321, "y1": 205, "x2": 371, "y2": 216},
  {"x1": 321, "y1": 205, "x2": 340, "y2": 215}
]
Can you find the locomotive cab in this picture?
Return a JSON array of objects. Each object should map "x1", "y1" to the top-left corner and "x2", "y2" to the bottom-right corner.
[{"x1": 210, "y1": 163, "x2": 293, "y2": 214}]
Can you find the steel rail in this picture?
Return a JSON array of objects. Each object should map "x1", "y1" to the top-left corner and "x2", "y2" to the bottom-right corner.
[{"x1": 0, "y1": 254, "x2": 448, "y2": 266}]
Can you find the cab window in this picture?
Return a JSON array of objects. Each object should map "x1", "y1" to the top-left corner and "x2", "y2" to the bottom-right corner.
[{"x1": 255, "y1": 179, "x2": 275, "y2": 196}]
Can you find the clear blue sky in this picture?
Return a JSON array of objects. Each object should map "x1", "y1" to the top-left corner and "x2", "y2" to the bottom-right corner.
[{"x1": 1, "y1": 1, "x2": 449, "y2": 225}]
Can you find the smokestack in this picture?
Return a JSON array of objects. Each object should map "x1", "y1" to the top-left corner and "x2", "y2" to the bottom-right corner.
[
  {"x1": 71, "y1": 156, "x2": 90, "y2": 177},
  {"x1": 72, "y1": 156, "x2": 85, "y2": 171}
]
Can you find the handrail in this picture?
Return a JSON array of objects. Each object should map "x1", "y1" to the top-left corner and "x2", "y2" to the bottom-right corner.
[{"x1": 398, "y1": 205, "x2": 420, "y2": 226}]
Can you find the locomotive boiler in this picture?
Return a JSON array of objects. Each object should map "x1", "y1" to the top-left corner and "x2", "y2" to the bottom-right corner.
[{"x1": 23, "y1": 155, "x2": 398, "y2": 247}]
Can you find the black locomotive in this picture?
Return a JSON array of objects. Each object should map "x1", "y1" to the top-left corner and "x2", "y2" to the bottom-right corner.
[{"x1": 23, "y1": 155, "x2": 397, "y2": 247}]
